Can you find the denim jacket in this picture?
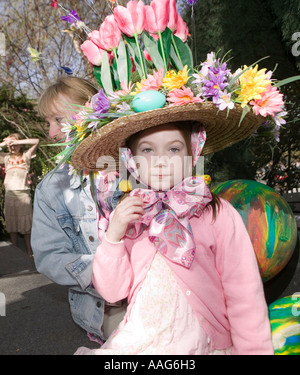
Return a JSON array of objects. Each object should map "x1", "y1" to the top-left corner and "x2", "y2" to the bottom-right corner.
[{"x1": 31, "y1": 165, "x2": 111, "y2": 339}]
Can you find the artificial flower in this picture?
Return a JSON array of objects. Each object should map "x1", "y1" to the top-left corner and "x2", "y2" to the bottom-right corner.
[
  {"x1": 163, "y1": 65, "x2": 190, "y2": 90},
  {"x1": 51, "y1": 1, "x2": 58, "y2": 9},
  {"x1": 91, "y1": 89, "x2": 111, "y2": 114},
  {"x1": 273, "y1": 111, "x2": 288, "y2": 127},
  {"x1": 133, "y1": 68, "x2": 164, "y2": 94},
  {"x1": 114, "y1": 0, "x2": 145, "y2": 37},
  {"x1": 119, "y1": 179, "x2": 132, "y2": 193},
  {"x1": 97, "y1": 15, "x2": 122, "y2": 51},
  {"x1": 167, "y1": 86, "x2": 203, "y2": 106},
  {"x1": 173, "y1": 13, "x2": 189, "y2": 42},
  {"x1": 60, "y1": 10, "x2": 86, "y2": 30},
  {"x1": 250, "y1": 85, "x2": 284, "y2": 117},
  {"x1": 236, "y1": 65, "x2": 272, "y2": 107},
  {"x1": 167, "y1": 0, "x2": 179, "y2": 32},
  {"x1": 81, "y1": 40, "x2": 104, "y2": 66},
  {"x1": 186, "y1": 0, "x2": 199, "y2": 4},
  {"x1": 144, "y1": 0, "x2": 170, "y2": 34},
  {"x1": 216, "y1": 90, "x2": 235, "y2": 110}
]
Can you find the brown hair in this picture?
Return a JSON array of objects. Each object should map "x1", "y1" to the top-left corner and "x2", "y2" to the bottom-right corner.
[
  {"x1": 37, "y1": 76, "x2": 98, "y2": 118},
  {"x1": 7, "y1": 133, "x2": 25, "y2": 154},
  {"x1": 125, "y1": 122, "x2": 221, "y2": 219}
]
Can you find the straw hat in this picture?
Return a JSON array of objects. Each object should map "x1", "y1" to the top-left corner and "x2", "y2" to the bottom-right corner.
[
  {"x1": 72, "y1": 101, "x2": 264, "y2": 171},
  {"x1": 52, "y1": 1, "x2": 288, "y2": 173}
]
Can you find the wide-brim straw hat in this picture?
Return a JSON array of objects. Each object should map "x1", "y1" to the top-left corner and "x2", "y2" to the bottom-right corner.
[{"x1": 72, "y1": 101, "x2": 264, "y2": 171}]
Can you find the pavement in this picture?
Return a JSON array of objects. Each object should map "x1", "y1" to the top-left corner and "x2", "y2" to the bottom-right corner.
[
  {"x1": 0, "y1": 219, "x2": 299, "y2": 355},
  {"x1": 0, "y1": 237, "x2": 99, "y2": 355}
]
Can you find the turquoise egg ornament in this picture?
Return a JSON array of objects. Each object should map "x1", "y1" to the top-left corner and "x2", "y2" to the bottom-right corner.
[{"x1": 132, "y1": 90, "x2": 166, "y2": 113}]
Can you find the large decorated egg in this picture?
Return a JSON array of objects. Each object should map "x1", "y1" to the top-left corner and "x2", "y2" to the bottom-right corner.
[
  {"x1": 212, "y1": 180, "x2": 297, "y2": 282},
  {"x1": 269, "y1": 295, "x2": 300, "y2": 355},
  {"x1": 131, "y1": 90, "x2": 166, "y2": 112}
]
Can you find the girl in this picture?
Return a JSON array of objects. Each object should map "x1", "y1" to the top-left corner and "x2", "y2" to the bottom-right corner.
[
  {"x1": 75, "y1": 122, "x2": 274, "y2": 355},
  {"x1": 0, "y1": 134, "x2": 39, "y2": 256}
]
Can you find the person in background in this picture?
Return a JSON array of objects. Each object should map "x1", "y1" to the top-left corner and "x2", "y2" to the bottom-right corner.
[
  {"x1": 31, "y1": 76, "x2": 126, "y2": 345},
  {"x1": 0, "y1": 134, "x2": 39, "y2": 256}
]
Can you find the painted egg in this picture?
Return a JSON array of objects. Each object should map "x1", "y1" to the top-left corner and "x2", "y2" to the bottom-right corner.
[
  {"x1": 212, "y1": 180, "x2": 297, "y2": 282},
  {"x1": 269, "y1": 295, "x2": 300, "y2": 355},
  {"x1": 132, "y1": 90, "x2": 166, "y2": 113}
]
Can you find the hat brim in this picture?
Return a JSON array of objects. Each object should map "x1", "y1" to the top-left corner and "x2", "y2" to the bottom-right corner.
[{"x1": 72, "y1": 102, "x2": 265, "y2": 171}]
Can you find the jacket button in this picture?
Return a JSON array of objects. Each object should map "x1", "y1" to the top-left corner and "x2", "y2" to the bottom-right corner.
[
  {"x1": 96, "y1": 301, "x2": 101, "y2": 308},
  {"x1": 87, "y1": 205, "x2": 93, "y2": 211},
  {"x1": 89, "y1": 236, "x2": 94, "y2": 242}
]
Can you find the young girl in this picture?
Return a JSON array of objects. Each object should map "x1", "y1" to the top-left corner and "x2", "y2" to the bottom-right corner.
[
  {"x1": 75, "y1": 122, "x2": 274, "y2": 355},
  {"x1": 0, "y1": 133, "x2": 39, "y2": 256}
]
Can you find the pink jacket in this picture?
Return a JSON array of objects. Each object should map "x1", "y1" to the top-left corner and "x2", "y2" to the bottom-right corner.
[{"x1": 92, "y1": 199, "x2": 274, "y2": 355}]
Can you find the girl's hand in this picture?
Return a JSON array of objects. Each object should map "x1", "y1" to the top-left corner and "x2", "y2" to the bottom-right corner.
[{"x1": 106, "y1": 196, "x2": 144, "y2": 243}]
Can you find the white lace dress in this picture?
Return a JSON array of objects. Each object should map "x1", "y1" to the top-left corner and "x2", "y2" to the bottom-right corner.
[{"x1": 75, "y1": 253, "x2": 231, "y2": 355}]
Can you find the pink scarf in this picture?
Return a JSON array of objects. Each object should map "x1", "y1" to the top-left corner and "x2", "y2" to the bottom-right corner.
[{"x1": 125, "y1": 176, "x2": 212, "y2": 268}]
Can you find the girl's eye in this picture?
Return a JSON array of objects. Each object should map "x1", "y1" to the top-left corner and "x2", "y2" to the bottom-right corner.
[
  {"x1": 142, "y1": 148, "x2": 153, "y2": 153},
  {"x1": 55, "y1": 117, "x2": 63, "y2": 125},
  {"x1": 170, "y1": 147, "x2": 180, "y2": 153}
]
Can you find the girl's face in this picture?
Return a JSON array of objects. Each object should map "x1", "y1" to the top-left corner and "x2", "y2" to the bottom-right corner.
[
  {"x1": 6, "y1": 137, "x2": 22, "y2": 155},
  {"x1": 45, "y1": 94, "x2": 75, "y2": 141},
  {"x1": 132, "y1": 124, "x2": 192, "y2": 191}
]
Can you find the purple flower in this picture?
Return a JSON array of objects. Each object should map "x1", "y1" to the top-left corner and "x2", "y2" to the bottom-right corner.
[
  {"x1": 91, "y1": 89, "x2": 111, "y2": 115},
  {"x1": 202, "y1": 59, "x2": 230, "y2": 102},
  {"x1": 61, "y1": 10, "x2": 81, "y2": 24},
  {"x1": 186, "y1": 0, "x2": 198, "y2": 5}
]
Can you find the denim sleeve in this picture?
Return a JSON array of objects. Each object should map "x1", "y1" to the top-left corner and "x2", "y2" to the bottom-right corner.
[{"x1": 31, "y1": 180, "x2": 94, "y2": 289}]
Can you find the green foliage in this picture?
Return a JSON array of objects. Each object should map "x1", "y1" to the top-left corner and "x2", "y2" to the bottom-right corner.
[{"x1": 185, "y1": 0, "x2": 300, "y2": 192}]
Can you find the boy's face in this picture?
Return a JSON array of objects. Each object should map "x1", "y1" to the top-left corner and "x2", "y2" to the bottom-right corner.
[
  {"x1": 45, "y1": 94, "x2": 75, "y2": 141},
  {"x1": 133, "y1": 124, "x2": 191, "y2": 191}
]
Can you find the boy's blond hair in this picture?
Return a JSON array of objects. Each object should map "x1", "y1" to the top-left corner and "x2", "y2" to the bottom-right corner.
[{"x1": 37, "y1": 76, "x2": 98, "y2": 118}]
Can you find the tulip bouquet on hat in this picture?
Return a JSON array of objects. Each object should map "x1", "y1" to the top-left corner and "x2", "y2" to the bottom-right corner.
[{"x1": 53, "y1": 0, "x2": 299, "y2": 175}]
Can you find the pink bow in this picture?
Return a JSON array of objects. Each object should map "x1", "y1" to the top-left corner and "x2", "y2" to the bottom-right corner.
[{"x1": 125, "y1": 176, "x2": 212, "y2": 268}]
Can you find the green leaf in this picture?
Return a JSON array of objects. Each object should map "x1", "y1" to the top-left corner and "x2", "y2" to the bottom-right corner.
[
  {"x1": 93, "y1": 66, "x2": 103, "y2": 88},
  {"x1": 238, "y1": 104, "x2": 251, "y2": 127},
  {"x1": 170, "y1": 44, "x2": 184, "y2": 70},
  {"x1": 101, "y1": 51, "x2": 113, "y2": 95},
  {"x1": 275, "y1": 75, "x2": 300, "y2": 88},
  {"x1": 171, "y1": 34, "x2": 193, "y2": 70},
  {"x1": 124, "y1": 35, "x2": 146, "y2": 79},
  {"x1": 112, "y1": 56, "x2": 121, "y2": 90},
  {"x1": 117, "y1": 38, "x2": 132, "y2": 86},
  {"x1": 142, "y1": 32, "x2": 165, "y2": 72},
  {"x1": 158, "y1": 27, "x2": 172, "y2": 71}
]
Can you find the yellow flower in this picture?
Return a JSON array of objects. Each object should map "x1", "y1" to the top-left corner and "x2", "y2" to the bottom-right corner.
[
  {"x1": 75, "y1": 121, "x2": 87, "y2": 141},
  {"x1": 119, "y1": 179, "x2": 132, "y2": 193},
  {"x1": 236, "y1": 65, "x2": 271, "y2": 107},
  {"x1": 163, "y1": 65, "x2": 190, "y2": 91}
]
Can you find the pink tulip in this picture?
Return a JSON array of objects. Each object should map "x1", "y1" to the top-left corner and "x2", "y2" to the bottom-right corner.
[
  {"x1": 174, "y1": 13, "x2": 189, "y2": 42},
  {"x1": 89, "y1": 15, "x2": 122, "y2": 52},
  {"x1": 99, "y1": 15, "x2": 122, "y2": 51},
  {"x1": 81, "y1": 40, "x2": 104, "y2": 66},
  {"x1": 167, "y1": 0, "x2": 178, "y2": 32},
  {"x1": 114, "y1": 1, "x2": 145, "y2": 37},
  {"x1": 88, "y1": 30, "x2": 102, "y2": 48},
  {"x1": 144, "y1": 0, "x2": 170, "y2": 34}
]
